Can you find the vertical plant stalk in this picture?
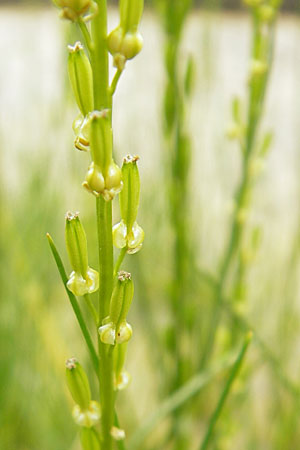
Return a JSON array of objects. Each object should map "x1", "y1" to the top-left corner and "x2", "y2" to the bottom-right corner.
[
  {"x1": 90, "y1": 2, "x2": 115, "y2": 447},
  {"x1": 200, "y1": 4, "x2": 281, "y2": 368}
]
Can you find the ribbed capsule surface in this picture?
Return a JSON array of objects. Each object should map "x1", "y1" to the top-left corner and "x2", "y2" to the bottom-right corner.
[
  {"x1": 65, "y1": 212, "x2": 88, "y2": 276},
  {"x1": 120, "y1": 0, "x2": 144, "y2": 33},
  {"x1": 68, "y1": 42, "x2": 93, "y2": 116},
  {"x1": 120, "y1": 155, "x2": 140, "y2": 230},
  {"x1": 65, "y1": 358, "x2": 91, "y2": 410}
]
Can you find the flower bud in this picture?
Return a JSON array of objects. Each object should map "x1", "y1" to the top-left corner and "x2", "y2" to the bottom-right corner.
[
  {"x1": 80, "y1": 428, "x2": 101, "y2": 450},
  {"x1": 65, "y1": 212, "x2": 99, "y2": 296},
  {"x1": 68, "y1": 42, "x2": 93, "y2": 116},
  {"x1": 98, "y1": 272, "x2": 134, "y2": 345},
  {"x1": 53, "y1": 0, "x2": 92, "y2": 22},
  {"x1": 113, "y1": 155, "x2": 144, "y2": 252},
  {"x1": 66, "y1": 358, "x2": 91, "y2": 410},
  {"x1": 72, "y1": 401, "x2": 101, "y2": 427}
]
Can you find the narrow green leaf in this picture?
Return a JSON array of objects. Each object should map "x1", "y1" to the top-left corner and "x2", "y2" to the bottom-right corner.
[
  {"x1": 199, "y1": 332, "x2": 252, "y2": 450},
  {"x1": 128, "y1": 351, "x2": 238, "y2": 450},
  {"x1": 46, "y1": 233, "x2": 99, "y2": 374}
]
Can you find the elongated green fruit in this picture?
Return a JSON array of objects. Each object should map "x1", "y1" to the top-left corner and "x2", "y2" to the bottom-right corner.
[
  {"x1": 113, "y1": 155, "x2": 144, "y2": 253},
  {"x1": 66, "y1": 358, "x2": 91, "y2": 410},
  {"x1": 120, "y1": 155, "x2": 140, "y2": 230},
  {"x1": 68, "y1": 42, "x2": 93, "y2": 116},
  {"x1": 120, "y1": 0, "x2": 144, "y2": 32},
  {"x1": 65, "y1": 211, "x2": 99, "y2": 296},
  {"x1": 99, "y1": 272, "x2": 134, "y2": 345}
]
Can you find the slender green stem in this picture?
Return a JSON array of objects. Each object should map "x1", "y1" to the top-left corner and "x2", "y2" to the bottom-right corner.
[
  {"x1": 114, "y1": 246, "x2": 127, "y2": 277},
  {"x1": 46, "y1": 233, "x2": 99, "y2": 374},
  {"x1": 83, "y1": 294, "x2": 99, "y2": 325},
  {"x1": 128, "y1": 350, "x2": 238, "y2": 450},
  {"x1": 199, "y1": 332, "x2": 252, "y2": 450},
  {"x1": 110, "y1": 69, "x2": 123, "y2": 97},
  {"x1": 96, "y1": 197, "x2": 113, "y2": 321},
  {"x1": 96, "y1": 197, "x2": 114, "y2": 449}
]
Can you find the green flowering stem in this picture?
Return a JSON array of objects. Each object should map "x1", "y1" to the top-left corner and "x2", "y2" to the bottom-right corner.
[
  {"x1": 83, "y1": 294, "x2": 99, "y2": 325},
  {"x1": 110, "y1": 69, "x2": 123, "y2": 97},
  {"x1": 200, "y1": 5, "x2": 279, "y2": 369},
  {"x1": 96, "y1": 196, "x2": 114, "y2": 449},
  {"x1": 46, "y1": 233, "x2": 99, "y2": 374},
  {"x1": 199, "y1": 332, "x2": 252, "y2": 450},
  {"x1": 114, "y1": 247, "x2": 127, "y2": 277}
]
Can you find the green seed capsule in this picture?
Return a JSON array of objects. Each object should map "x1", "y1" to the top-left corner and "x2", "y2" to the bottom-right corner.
[
  {"x1": 120, "y1": 0, "x2": 144, "y2": 33},
  {"x1": 120, "y1": 155, "x2": 140, "y2": 230},
  {"x1": 65, "y1": 358, "x2": 91, "y2": 410},
  {"x1": 113, "y1": 155, "x2": 144, "y2": 252},
  {"x1": 98, "y1": 272, "x2": 134, "y2": 345},
  {"x1": 65, "y1": 212, "x2": 88, "y2": 276},
  {"x1": 65, "y1": 212, "x2": 99, "y2": 296},
  {"x1": 68, "y1": 42, "x2": 93, "y2": 116},
  {"x1": 83, "y1": 111, "x2": 123, "y2": 200},
  {"x1": 80, "y1": 428, "x2": 101, "y2": 450}
]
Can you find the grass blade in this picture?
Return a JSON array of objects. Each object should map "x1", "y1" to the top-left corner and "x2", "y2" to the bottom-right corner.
[
  {"x1": 199, "y1": 332, "x2": 252, "y2": 450},
  {"x1": 128, "y1": 351, "x2": 238, "y2": 450},
  {"x1": 46, "y1": 233, "x2": 99, "y2": 374}
]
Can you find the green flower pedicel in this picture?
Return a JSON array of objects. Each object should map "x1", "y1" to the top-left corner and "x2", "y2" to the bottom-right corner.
[
  {"x1": 99, "y1": 271, "x2": 134, "y2": 345},
  {"x1": 65, "y1": 358, "x2": 100, "y2": 427},
  {"x1": 113, "y1": 155, "x2": 144, "y2": 254},
  {"x1": 65, "y1": 212, "x2": 99, "y2": 296}
]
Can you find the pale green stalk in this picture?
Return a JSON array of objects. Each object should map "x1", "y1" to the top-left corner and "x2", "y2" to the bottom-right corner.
[{"x1": 200, "y1": 4, "x2": 281, "y2": 368}]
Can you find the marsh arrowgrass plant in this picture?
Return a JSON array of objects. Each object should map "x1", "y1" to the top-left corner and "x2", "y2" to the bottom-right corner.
[{"x1": 48, "y1": 0, "x2": 144, "y2": 448}]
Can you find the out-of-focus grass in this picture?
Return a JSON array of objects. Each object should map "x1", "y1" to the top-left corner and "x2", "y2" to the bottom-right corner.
[{"x1": 1, "y1": 5, "x2": 300, "y2": 450}]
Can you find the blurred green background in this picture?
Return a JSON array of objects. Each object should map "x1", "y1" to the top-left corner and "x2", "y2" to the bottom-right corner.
[{"x1": 1, "y1": 1, "x2": 300, "y2": 450}]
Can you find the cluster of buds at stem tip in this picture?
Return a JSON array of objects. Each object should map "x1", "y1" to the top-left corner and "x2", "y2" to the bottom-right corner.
[
  {"x1": 52, "y1": 0, "x2": 96, "y2": 22},
  {"x1": 65, "y1": 358, "x2": 101, "y2": 427},
  {"x1": 99, "y1": 271, "x2": 134, "y2": 345},
  {"x1": 113, "y1": 155, "x2": 144, "y2": 253},
  {"x1": 68, "y1": 42, "x2": 93, "y2": 152},
  {"x1": 107, "y1": 0, "x2": 144, "y2": 71},
  {"x1": 82, "y1": 110, "x2": 123, "y2": 201},
  {"x1": 65, "y1": 212, "x2": 99, "y2": 296}
]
